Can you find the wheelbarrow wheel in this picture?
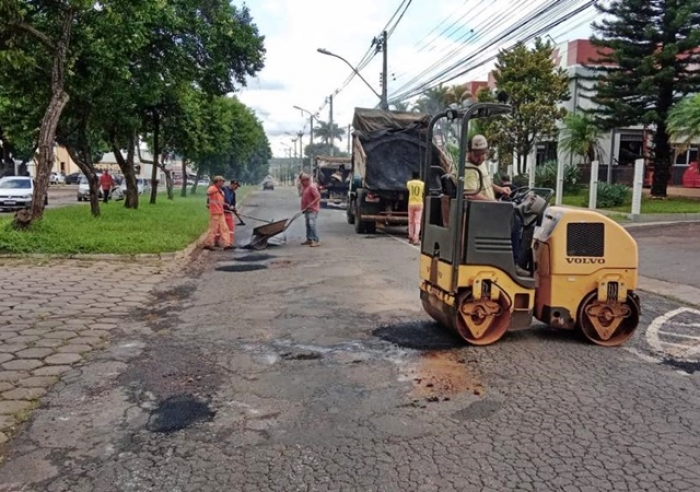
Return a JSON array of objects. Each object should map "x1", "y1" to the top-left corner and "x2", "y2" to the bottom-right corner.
[{"x1": 251, "y1": 236, "x2": 268, "y2": 250}]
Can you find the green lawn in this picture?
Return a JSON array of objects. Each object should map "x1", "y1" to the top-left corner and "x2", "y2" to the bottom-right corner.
[
  {"x1": 561, "y1": 190, "x2": 700, "y2": 214},
  {"x1": 0, "y1": 187, "x2": 252, "y2": 255}
]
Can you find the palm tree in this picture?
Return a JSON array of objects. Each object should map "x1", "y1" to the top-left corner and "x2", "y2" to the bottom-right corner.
[
  {"x1": 559, "y1": 112, "x2": 604, "y2": 165},
  {"x1": 445, "y1": 84, "x2": 472, "y2": 106},
  {"x1": 314, "y1": 120, "x2": 344, "y2": 146},
  {"x1": 413, "y1": 84, "x2": 450, "y2": 115},
  {"x1": 668, "y1": 94, "x2": 700, "y2": 145},
  {"x1": 390, "y1": 101, "x2": 411, "y2": 112}
]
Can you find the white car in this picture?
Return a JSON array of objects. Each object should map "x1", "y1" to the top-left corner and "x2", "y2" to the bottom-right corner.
[
  {"x1": 0, "y1": 176, "x2": 47, "y2": 210},
  {"x1": 118, "y1": 177, "x2": 152, "y2": 196},
  {"x1": 77, "y1": 174, "x2": 103, "y2": 201},
  {"x1": 49, "y1": 173, "x2": 66, "y2": 185}
]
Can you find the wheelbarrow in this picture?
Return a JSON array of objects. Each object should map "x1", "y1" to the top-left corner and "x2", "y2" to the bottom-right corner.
[{"x1": 245, "y1": 210, "x2": 306, "y2": 250}]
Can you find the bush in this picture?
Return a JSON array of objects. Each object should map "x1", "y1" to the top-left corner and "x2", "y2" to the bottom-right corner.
[
  {"x1": 581, "y1": 183, "x2": 630, "y2": 208},
  {"x1": 508, "y1": 161, "x2": 582, "y2": 192},
  {"x1": 534, "y1": 160, "x2": 582, "y2": 193}
]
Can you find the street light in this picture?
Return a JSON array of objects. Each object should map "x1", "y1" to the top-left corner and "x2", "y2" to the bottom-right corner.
[
  {"x1": 293, "y1": 105, "x2": 316, "y2": 145},
  {"x1": 316, "y1": 48, "x2": 384, "y2": 103}
]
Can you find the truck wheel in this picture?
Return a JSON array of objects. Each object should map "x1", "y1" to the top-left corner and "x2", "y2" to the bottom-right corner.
[
  {"x1": 365, "y1": 221, "x2": 376, "y2": 234},
  {"x1": 346, "y1": 201, "x2": 355, "y2": 224},
  {"x1": 354, "y1": 202, "x2": 366, "y2": 234}
]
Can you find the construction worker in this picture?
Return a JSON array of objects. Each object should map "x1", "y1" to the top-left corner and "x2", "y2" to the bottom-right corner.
[
  {"x1": 222, "y1": 180, "x2": 240, "y2": 246},
  {"x1": 203, "y1": 176, "x2": 233, "y2": 250},
  {"x1": 406, "y1": 171, "x2": 424, "y2": 245},
  {"x1": 299, "y1": 173, "x2": 321, "y2": 247},
  {"x1": 464, "y1": 135, "x2": 511, "y2": 201}
]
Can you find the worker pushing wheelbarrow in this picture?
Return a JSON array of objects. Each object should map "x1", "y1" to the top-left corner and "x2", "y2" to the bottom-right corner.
[
  {"x1": 237, "y1": 177, "x2": 321, "y2": 250},
  {"x1": 236, "y1": 206, "x2": 313, "y2": 250}
]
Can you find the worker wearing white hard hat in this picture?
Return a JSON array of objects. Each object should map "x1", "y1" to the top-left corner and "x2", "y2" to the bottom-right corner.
[{"x1": 463, "y1": 134, "x2": 511, "y2": 201}]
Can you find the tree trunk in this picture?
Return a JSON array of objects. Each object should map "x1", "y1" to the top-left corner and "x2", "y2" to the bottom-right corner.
[
  {"x1": 181, "y1": 159, "x2": 188, "y2": 197},
  {"x1": 111, "y1": 136, "x2": 139, "y2": 209},
  {"x1": 164, "y1": 167, "x2": 174, "y2": 200},
  {"x1": 191, "y1": 168, "x2": 203, "y2": 194},
  {"x1": 12, "y1": 11, "x2": 73, "y2": 229},
  {"x1": 149, "y1": 112, "x2": 160, "y2": 205},
  {"x1": 66, "y1": 133, "x2": 101, "y2": 217},
  {"x1": 650, "y1": 123, "x2": 671, "y2": 198}
]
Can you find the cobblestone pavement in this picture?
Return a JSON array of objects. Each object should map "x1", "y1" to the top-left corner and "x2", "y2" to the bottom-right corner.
[
  {"x1": 1, "y1": 189, "x2": 700, "y2": 491},
  {"x1": 0, "y1": 258, "x2": 174, "y2": 445}
]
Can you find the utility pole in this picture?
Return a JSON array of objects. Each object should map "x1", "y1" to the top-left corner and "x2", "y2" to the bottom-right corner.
[
  {"x1": 329, "y1": 94, "x2": 335, "y2": 156},
  {"x1": 381, "y1": 30, "x2": 388, "y2": 110},
  {"x1": 297, "y1": 131, "x2": 304, "y2": 174},
  {"x1": 347, "y1": 125, "x2": 351, "y2": 155}
]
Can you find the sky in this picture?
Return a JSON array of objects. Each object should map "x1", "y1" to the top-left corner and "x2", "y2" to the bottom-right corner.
[{"x1": 233, "y1": 0, "x2": 600, "y2": 158}]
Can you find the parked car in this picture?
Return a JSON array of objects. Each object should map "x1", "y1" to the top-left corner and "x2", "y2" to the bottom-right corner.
[
  {"x1": 118, "y1": 177, "x2": 152, "y2": 196},
  {"x1": 77, "y1": 174, "x2": 103, "y2": 201},
  {"x1": 49, "y1": 172, "x2": 66, "y2": 185},
  {"x1": 65, "y1": 172, "x2": 82, "y2": 185},
  {"x1": 0, "y1": 176, "x2": 47, "y2": 210}
]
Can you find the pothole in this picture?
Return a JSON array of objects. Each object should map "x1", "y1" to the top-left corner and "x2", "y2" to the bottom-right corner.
[
  {"x1": 281, "y1": 351, "x2": 323, "y2": 361},
  {"x1": 232, "y1": 254, "x2": 276, "y2": 262},
  {"x1": 216, "y1": 264, "x2": 268, "y2": 273},
  {"x1": 268, "y1": 259, "x2": 293, "y2": 269},
  {"x1": 451, "y1": 400, "x2": 502, "y2": 421},
  {"x1": 147, "y1": 394, "x2": 216, "y2": 433},
  {"x1": 404, "y1": 351, "x2": 484, "y2": 400},
  {"x1": 662, "y1": 358, "x2": 700, "y2": 374},
  {"x1": 373, "y1": 321, "x2": 464, "y2": 350}
]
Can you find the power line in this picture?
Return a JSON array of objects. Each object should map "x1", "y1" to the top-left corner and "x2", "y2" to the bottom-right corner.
[
  {"x1": 391, "y1": 0, "x2": 597, "y2": 103},
  {"x1": 391, "y1": 0, "x2": 551, "y2": 96},
  {"x1": 391, "y1": 0, "x2": 578, "y2": 99}
]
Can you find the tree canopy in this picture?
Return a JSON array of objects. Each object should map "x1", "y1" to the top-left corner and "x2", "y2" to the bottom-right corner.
[
  {"x1": 0, "y1": 0, "x2": 271, "y2": 224},
  {"x1": 585, "y1": 0, "x2": 700, "y2": 196},
  {"x1": 489, "y1": 39, "x2": 570, "y2": 175}
]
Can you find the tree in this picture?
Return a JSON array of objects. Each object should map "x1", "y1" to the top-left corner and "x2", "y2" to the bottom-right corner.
[
  {"x1": 390, "y1": 101, "x2": 411, "y2": 111},
  {"x1": 313, "y1": 121, "x2": 344, "y2": 147},
  {"x1": 559, "y1": 112, "x2": 605, "y2": 165},
  {"x1": 668, "y1": 94, "x2": 700, "y2": 145},
  {"x1": 445, "y1": 84, "x2": 473, "y2": 106},
  {"x1": 304, "y1": 142, "x2": 346, "y2": 158},
  {"x1": 413, "y1": 84, "x2": 449, "y2": 115},
  {"x1": 0, "y1": 1, "x2": 82, "y2": 228},
  {"x1": 490, "y1": 39, "x2": 570, "y2": 175},
  {"x1": 585, "y1": 0, "x2": 700, "y2": 197}
]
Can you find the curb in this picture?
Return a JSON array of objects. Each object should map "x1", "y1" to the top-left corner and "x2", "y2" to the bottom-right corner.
[
  {"x1": 0, "y1": 189, "x2": 255, "y2": 262},
  {"x1": 638, "y1": 276, "x2": 700, "y2": 308}
]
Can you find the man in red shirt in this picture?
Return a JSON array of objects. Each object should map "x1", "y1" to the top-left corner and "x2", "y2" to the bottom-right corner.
[
  {"x1": 203, "y1": 176, "x2": 233, "y2": 250},
  {"x1": 300, "y1": 173, "x2": 321, "y2": 247},
  {"x1": 99, "y1": 170, "x2": 114, "y2": 203}
]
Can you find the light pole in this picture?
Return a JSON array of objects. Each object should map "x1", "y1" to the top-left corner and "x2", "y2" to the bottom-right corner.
[
  {"x1": 317, "y1": 47, "x2": 388, "y2": 109},
  {"x1": 297, "y1": 131, "x2": 304, "y2": 174},
  {"x1": 293, "y1": 106, "x2": 316, "y2": 145},
  {"x1": 294, "y1": 105, "x2": 317, "y2": 170}
]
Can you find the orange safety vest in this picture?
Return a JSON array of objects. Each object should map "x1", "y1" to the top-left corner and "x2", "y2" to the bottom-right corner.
[{"x1": 207, "y1": 185, "x2": 225, "y2": 214}]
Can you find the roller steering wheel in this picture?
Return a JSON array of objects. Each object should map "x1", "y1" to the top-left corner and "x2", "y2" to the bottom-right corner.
[{"x1": 499, "y1": 186, "x2": 531, "y2": 205}]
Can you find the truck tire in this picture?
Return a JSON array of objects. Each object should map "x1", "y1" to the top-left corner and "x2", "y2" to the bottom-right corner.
[
  {"x1": 354, "y1": 200, "x2": 366, "y2": 234},
  {"x1": 354, "y1": 192, "x2": 377, "y2": 234},
  {"x1": 346, "y1": 200, "x2": 355, "y2": 224}
]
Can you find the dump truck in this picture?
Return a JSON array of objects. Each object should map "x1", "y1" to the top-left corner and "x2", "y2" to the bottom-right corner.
[
  {"x1": 313, "y1": 155, "x2": 351, "y2": 208},
  {"x1": 347, "y1": 107, "x2": 447, "y2": 234}
]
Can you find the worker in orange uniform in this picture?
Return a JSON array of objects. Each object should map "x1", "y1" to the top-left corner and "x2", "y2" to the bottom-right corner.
[
  {"x1": 406, "y1": 171, "x2": 424, "y2": 245},
  {"x1": 203, "y1": 176, "x2": 233, "y2": 250},
  {"x1": 222, "y1": 179, "x2": 240, "y2": 246}
]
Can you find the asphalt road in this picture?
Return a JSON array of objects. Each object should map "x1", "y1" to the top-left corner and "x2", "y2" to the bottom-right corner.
[
  {"x1": 1, "y1": 187, "x2": 700, "y2": 492},
  {"x1": 628, "y1": 222, "x2": 700, "y2": 289}
]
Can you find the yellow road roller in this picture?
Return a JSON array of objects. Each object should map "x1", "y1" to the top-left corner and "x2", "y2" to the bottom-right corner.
[{"x1": 419, "y1": 102, "x2": 640, "y2": 346}]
